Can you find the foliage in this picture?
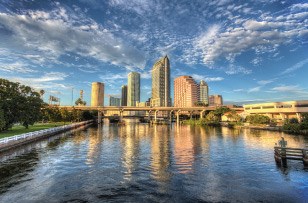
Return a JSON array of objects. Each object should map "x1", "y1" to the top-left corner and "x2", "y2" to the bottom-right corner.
[
  {"x1": 301, "y1": 113, "x2": 308, "y2": 123},
  {"x1": 42, "y1": 107, "x2": 95, "y2": 123},
  {"x1": 0, "y1": 106, "x2": 5, "y2": 131},
  {"x1": 205, "y1": 111, "x2": 220, "y2": 123},
  {"x1": 213, "y1": 106, "x2": 230, "y2": 120},
  {"x1": 226, "y1": 110, "x2": 242, "y2": 122},
  {"x1": 194, "y1": 101, "x2": 208, "y2": 107},
  {"x1": 75, "y1": 98, "x2": 86, "y2": 106},
  {"x1": 288, "y1": 118, "x2": 299, "y2": 124},
  {"x1": 0, "y1": 78, "x2": 44, "y2": 130},
  {"x1": 245, "y1": 114, "x2": 270, "y2": 125},
  {"x1": 282, "y1": 123, "x2": 301, "y2": 133}
]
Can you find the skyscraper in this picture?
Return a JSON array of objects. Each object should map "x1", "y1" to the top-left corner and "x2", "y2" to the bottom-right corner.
[
  {"x1": 121, "y1": 85, "x2": 127, "y2": 106},
  {"x1": 174, "y1": 76, "x2": 199, "y2": 107},
  {"x1": 199, "y1": 80, "x2": 209, "y2": 105},
  {"x1": 127, "y1": 72, "x2": 140, "y2": 106},
  {"x1": 109, "y1": 96, "x2": 121, "y2": 106},
  {"x1": 209, "y1": 95, "x2": 223, "y2": 106},
  {"x1": 91, "y1": 82, "x2": 104, "y2": 106},
  {"x1": 151, "y1": 55, "x2": 171, "y2": 107}
]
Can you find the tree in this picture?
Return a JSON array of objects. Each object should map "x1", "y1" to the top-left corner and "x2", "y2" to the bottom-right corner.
[
  {"x1": 75, "y1": 98, "x2": 86, "y2": 106},
  {"x1": 226, "y1": 110, "x2": 242, "y2": 122},
  {"x1": 0, "y1": 79, "x2": 44, "y2": 130},
  {"x1": 214, "y1": 106, "x2": 230, "y2": 121},
  {"x1": 205, "y1": 111, "x2": 220, "y2": 123},
  {"x1": 246, "y1": 114, "x2": 270, "y2": 125},
  {"x1": 0, "y1": 105, "x2": 5, "y2": 131}
]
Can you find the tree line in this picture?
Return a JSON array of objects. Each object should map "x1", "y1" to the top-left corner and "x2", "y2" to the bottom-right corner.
[{"x1": 0, "y1": 79, "x2": 95, "y2": 132}]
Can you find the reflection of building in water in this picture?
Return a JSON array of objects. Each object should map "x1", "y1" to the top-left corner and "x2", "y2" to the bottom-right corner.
[
  {"x1": 151, "y1": 125, "x2": 171, "y2": 182},
  {"x1": 120, "y1": 123, "x2": 141, "y2": 180},
  {"x1": 174, "y1": 125, "x2": 194, "y2": 174},
  {"x1": 86, "y1": 124, "x2": 102, "y2": 165}
]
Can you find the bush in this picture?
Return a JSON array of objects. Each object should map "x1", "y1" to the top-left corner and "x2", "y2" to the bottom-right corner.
[
  {"x1": 282, "y1": 123, "x2": 301, "y2": 133},
  {"x1": 246, "y1": 114, "x2": 270, "y2": 125}
]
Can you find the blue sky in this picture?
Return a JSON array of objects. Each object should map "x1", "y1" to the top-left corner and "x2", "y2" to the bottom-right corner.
[{"x1": 0, "y1": 0, "x2": 307, "y2": 105}]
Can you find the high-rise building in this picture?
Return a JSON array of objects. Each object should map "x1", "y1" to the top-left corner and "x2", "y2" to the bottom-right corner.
[
  {"x1": 174, "y1": 76, "x2": 199, "y2": 107},
  {"x1": 109, "y1": 96, "x2": 121, "y2": 106},
  {"x1": 91, "y1": 82, "x2": 104, "y2": 106},
  {"x1": 127, "y1": 72, "x2": 140, "y2": 106},
  {"x1": 209, "y1": 95, "x2": 223, "y2": 106},
  {"x1": 151, "y1": 55, "x2": 171, "y2": 107},
  {"x1": 199, "y1": 80, "x2": 209, "y2": 105},
  {"x1": 121, "y1": 85, "x2": 127, "y2": 106}
]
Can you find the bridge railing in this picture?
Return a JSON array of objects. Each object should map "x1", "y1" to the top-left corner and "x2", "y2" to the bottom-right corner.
[{"x1": 0, "y1": 121, "x2": 92, "y2": 145}]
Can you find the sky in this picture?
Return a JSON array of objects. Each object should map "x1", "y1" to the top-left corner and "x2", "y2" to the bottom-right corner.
[{"x1": 0, "y1": 0, "x2": 307, "y2": 106}]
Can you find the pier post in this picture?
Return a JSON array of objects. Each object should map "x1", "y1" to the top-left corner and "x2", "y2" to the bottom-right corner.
[
  {"x1": 303, "y1": 149, "x2": 308, "y2": 167},
  {"x1": 119, "y1": 109, "x2": 123, "y2": 122}
]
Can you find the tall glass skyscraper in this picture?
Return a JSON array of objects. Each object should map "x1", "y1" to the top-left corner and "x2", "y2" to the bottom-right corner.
[
  {"x1": 151, "y1": 55, "x2": 171, "y2": 107},
  {"x1": 121, "y1": 85, "x2": 127, "y2": 106},
  {"x1": 199, "y1": 80, "x2": 209, "y2": 105},
  {"x1": 127, "y1": 72, "x2": 140, "y2": 106}
]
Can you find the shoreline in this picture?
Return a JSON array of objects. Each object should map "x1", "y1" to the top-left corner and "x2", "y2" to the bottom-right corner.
[{"x1": 0, "y1": 120, "x2": 93, "y2": 153}]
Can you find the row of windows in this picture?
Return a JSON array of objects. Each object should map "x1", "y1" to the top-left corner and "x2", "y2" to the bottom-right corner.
[{"x1": 246, "y1": 104, "x2": 308, "y2": 110}]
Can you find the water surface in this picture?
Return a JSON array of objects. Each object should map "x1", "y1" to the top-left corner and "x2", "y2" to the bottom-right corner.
[{"x1": 0, "y1": 122, "x2": 307, "y2": 202}]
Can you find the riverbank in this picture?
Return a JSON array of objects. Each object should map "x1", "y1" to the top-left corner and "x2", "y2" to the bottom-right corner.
[
  {"x1": 0, "y1": 120, "x2": 93, "y2": 153},
  {"x1": 0, "y1": 122, "x2": 72, "y2": 139}
]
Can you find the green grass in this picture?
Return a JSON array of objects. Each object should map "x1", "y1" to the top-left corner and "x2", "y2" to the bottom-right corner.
[{"x1": 0, "y1": 122, "x2": 69, "y2": 139}]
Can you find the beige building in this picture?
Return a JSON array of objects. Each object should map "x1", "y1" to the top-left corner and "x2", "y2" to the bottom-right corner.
[
  {"x1": 91, "y1": 82, "x2": 104, "y2": 106},
  {"x1": 244, "y1": 100, "x2": 308, "y2": 121},
  {"x1": 199, "y1": 80, "x2": 209, "y2": 105},
  {"x1": 151, "y1": 55, "x2": 171, "y2": 107},
  {"x1": 127, "y1": 72, "x2": 140, "y2": 106},
  {"x1": 174, "y1": 76, "x2": 199, "y2": 107},
  {"x1": 209, "y1": 95, "x2": 223, "y2": 106}
]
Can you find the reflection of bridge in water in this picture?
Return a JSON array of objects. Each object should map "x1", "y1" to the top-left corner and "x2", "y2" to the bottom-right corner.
[{"x1": 58, "y1": 106, "x2": 243, "y2": 124}]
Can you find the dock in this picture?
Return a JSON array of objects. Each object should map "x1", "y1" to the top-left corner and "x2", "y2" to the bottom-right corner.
[{"x1": 274, "y1": 146, "x2": 308, "y2": 167}]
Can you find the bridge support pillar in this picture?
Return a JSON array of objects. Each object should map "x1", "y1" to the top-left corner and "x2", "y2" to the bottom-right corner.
[
  {"x1": 176, "y1": 110, "x2": 181, "y2": 125},
  {"x1": 169, "y1": 110, "x2": 173, "y2": 123},
  {"x1": 154, "y1": 110, "x2": 158, "y2": 122},
  {"x1": 97, "y1": 111, "x2": 102, "y2": 124},
  {"x1": 200, "y1": 110, "x2": 205, "y2": 119},
  {"x1": 296, "y1": 113, "x2": 302, "y2": 122},
  {"x1": 280, "y1": 113, "x2": 286, "y2": 120},
  {"x1": 148, "y1": 110, "x2": 151, "y2": 122},
  {"x1": 190, "y1": 111, "x2": 193, "y2": 120},
  {"x1": 119, "y1": 109, "x2": 123, "y2": 122}
]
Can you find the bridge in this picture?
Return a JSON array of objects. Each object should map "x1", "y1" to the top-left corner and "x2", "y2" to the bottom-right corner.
[{"x1": 57, "y1": 105, "x2": 243, "y2": 124}]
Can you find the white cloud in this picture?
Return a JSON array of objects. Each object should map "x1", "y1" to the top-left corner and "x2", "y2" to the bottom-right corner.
[
  {"x1": 281, "y1": 58, "x2": 308, "y2": 75},
  {"x1": 0, "y1": 7, "x2": 145, "y2": 70},
  {"x1": 193, "y1": 6, "x2": 308, "y2": 66},
  {"x1": 8, "y1": 72, "x2": 70, "y2": 91},
  {"x1": 191, "y1": 74, "x2": 224, "y2": 82},
  {"x1": 0, "y1": 62, "x2": 37, "y2": 73},
  {"x1": 257, "y1": 79, "x2": 275, "y2": 85},
  {"x1": 248, "y1": 86, "x2": 262, "y2": 93},
  {"x1": 271, "y1": 85, "x2": 299, "y2": 92}
]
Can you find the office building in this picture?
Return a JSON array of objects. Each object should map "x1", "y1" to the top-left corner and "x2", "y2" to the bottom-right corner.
[
  {"x1": 127, "y1": 72, "x2": 140, "y2": 106},
  {"x1": 121, "y1": 85, "x2": 127, "y2": 106},
  {"x1": 199, "y1": 80, "x2": 209, "y2": 105},
  {"x1": 109, "y1": 96, "x2": 121, "y2": 106},
  {"x1": 151, "y1": 55, "x2": 171, "y2": 107},
  {"x1": 209, "y1": 95, "x2": 223, "y2": 106},
  {"x1": 174, "y1": 76, "x2": 199, "y2": 107},
  {"x1": 91, "y1": 82, "x2": 104, "y2": 106}
]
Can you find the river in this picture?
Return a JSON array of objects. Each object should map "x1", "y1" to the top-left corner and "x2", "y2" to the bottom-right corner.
[{"x1": 0, "y1": 120, "x2": 307, "y2": 202}]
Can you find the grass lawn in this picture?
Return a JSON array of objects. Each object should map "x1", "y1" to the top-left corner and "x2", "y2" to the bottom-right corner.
[{"x1": 0, "y1": 122, "x2": 70, "y2": 139}]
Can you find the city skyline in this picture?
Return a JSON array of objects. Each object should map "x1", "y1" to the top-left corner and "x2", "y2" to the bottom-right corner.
[{"x1": 0, "y1": 1, "x2": 307, "y2": 105}]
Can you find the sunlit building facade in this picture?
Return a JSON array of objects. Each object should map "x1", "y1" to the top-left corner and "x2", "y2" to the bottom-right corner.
[
  {"x1": 127, "y1": 72, "x2": 140, "y2": 106},
  {"x1": 209, "y1": 95, "x2": 223, "y2": 106},
  {"x1": 174, "y1": 76, "x2": 199, "y2": 107},
  {"x1": 151, "y1": 55, "x2": 171, "y2": 107},
  {"x1": 199, "y1": 80, "x2": 209, "y2": 105},
  {"x1": 91, "y1": 82, "x2": 104, "y2": 106}
]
